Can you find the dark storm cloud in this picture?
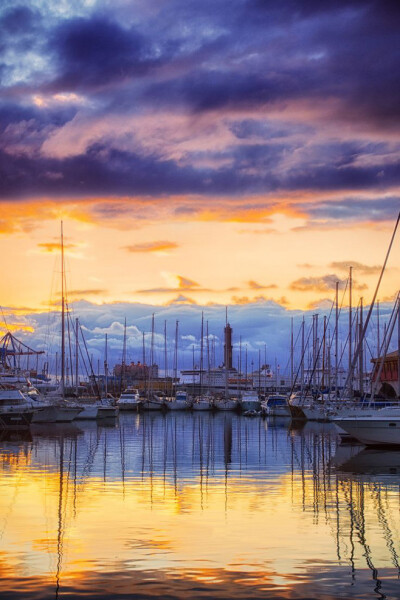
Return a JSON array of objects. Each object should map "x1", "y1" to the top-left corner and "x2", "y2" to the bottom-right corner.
[
  {"x1": 47, "y1": 17, "x2": 158, "y2": 92},
  {"x1": 0, "y1": 5, "x2": 40, "y2": 35},
  {"x1": 0, "y1": 0, "x2": 399, "y2": 211},
  {"x1": 0, "y1": 142, "x2": 275, "y2": 198},
  {"x1": 143, "y1": 69, "x2": 322, "y2": 114},
  {"x1": 0, "y1": 138, "x2": 399, "y2": 200}
]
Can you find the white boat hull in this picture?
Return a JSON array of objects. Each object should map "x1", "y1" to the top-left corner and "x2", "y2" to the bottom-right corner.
[
  {"x1": 32, "y1": 405, "x2": 82, "y2": 423},
  {"x1": 302, "y1": 405, "x2": 329, "y2": 422},
  {"x1": 97, "y1": 406, "x2": 118, "y2": 418},
  {"x1": 75, "y1": 406, "x2": 99, "y2": 420},
  {"x1": 266, "y1": 405, "x2": 291, "y2": 417},
  {"x1": 165, "y1": 400, "x2": 189, "y2": 410},
  {"x1": 192, "y1": 400, "x2": 213, "y2": 411},
  {"x1": 334, "y1": 417, "x2": 400, "y2": 445},
  {"x1": 214, "y1": 400, "x2": 237, "y2": 411},
  {"x1": 240, "y1": 400, "x2": 261, "y2": 412},
  {"x1": 118, "y1": 401, "x2": 141, "y2": 411},
  {"x1": 141, "y1": 400, "x2": 165, "y2": 411}
]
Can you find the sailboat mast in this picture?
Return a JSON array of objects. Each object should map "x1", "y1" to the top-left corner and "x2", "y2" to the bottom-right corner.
[
  {"x1": 150, "y1": 314, "x2": 154, "y2": 395},
  {"x1": 377, "y1": 299, "x2": 380, "y2": 356},
  {"x1": 359, "y1": 298, "x2": 364, "y2": 398},
  {"x1": 264, "y1": 344, "x2": 267, "y2": 396},
  {"x1": 290, "y1": 317, "x2": 294, "y2": 389},
  {"x1": 224, "y1": 307, "x2": 228, "y2": 399},
  {"x1": 348, "y1": 266, "x2": 353, "y2": 393},
  {"x1": 164, "y1": 320, "x2": 168, "y2": 380},
  {"x1": 200, "y1": 312, "x2": 204, "y2": 395},
  {"x1": 301, "y1": 317, "x2": 305, "y2": 394},
  {"x1": 398, "y1": 300, "x2": 400, "y2": 399},
  {"x1": 61, "y1": 221, "x2": 65, "y2": 399},
  {"x1": 174, "y1": 320, "x2": 178, "y2": 382},
  {"x1": 105, "y1": 333, "x2": 108, "y2": 397},
  {"x1": 344, "y1": 211, "x2": 400, "y2": 398},
  {"x1": 75, "y1": 317, "x2": 79, "y2": 398},
  {"x1": 335, "y1": 281, "x2": 339, "y2": 398},
  {"x1": 239, "y1": 335, "x2": 242, "y2": 396},
  {"x1": 245, "y1": 344, "x2": 248, "y2": 388}
]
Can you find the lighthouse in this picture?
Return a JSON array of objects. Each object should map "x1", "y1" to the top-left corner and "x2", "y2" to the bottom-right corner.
[{"x1": 224, "y1": 322, "x2": 233, "y2": 370}]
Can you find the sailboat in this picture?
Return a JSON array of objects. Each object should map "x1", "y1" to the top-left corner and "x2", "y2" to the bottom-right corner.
[
  {"x1": 333, "y1": 212, "x2": 400, "y2": 444},
  {"x1": 163, "y1": 321, "x2": 190, "y2": 410}
]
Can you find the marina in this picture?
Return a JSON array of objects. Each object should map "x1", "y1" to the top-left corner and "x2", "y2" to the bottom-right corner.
[{"x1": 1, "y1": 1, "x2": 399, "y2": 598}]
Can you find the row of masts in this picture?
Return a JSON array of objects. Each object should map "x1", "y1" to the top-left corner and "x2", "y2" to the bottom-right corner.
[{"x1": 6, "y1": 213, "x2": 400, "y2": 400}]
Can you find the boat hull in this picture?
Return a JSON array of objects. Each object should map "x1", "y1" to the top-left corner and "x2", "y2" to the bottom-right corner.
[
  {"x1": 240, "y1": 400, "x2": 261, "y2": 412},
  {"x1": 141, "y1": 400, "x2": 165, "y2": 411},
  {"x1": 214, "y1": 400, "x2": 238, "y2": 411},
  {"x1": 98, "y1": 407, "x2": 118, "y2": 418},
  {"x1": 265, "y1": 406, "x2": 291, "y2": 417},
  {"x1": 75, "y1": 406, "x2": 99, "y2": 420},
  {"x1": 288, "y1": 404, "x2": 307, "y2": 420},
  {"x1": 165, "y1": 400, "x2": 189, "y2": 410},
  {"x1": 192, "y1": 401, "x2": 213, "y2": 411},
  {"x1": 118, "y1": 402, "x2": 141, "y2": 411},
  {"x1": 335, "y1": 418, "x2": 400, "y2": 445},
  {"x1": 0, "y1": 410, "x2": 33, "y2": 429}
]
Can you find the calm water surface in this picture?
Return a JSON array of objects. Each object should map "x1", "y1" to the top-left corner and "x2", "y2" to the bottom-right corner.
[{"x1": 0, "y1": 413, "x2": 399, "y2": 599}]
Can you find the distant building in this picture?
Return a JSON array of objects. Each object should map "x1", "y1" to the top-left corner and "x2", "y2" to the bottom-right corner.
[
  {"x1": 371, "y1": 351, "x2": 399, "y2": 398},
  {"x1": 113, "y1": 361, "x2": 158, "y2": 381}
]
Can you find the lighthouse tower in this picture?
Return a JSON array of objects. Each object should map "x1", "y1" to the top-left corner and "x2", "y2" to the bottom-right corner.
[{"x1": 224, "y1": 322, "x2": 233, "y2": 370}]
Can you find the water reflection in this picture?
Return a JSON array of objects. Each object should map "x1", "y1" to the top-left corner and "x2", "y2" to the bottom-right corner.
[{"x1": 0, "y1": 413, "x2": 399, "y2": 599}]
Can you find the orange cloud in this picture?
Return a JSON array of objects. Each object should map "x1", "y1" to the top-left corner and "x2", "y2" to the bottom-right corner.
[
  {"x1": 37, "y1": 242, "x2": 78, "y2": 253},
  {"x1": 248, "y1": 280, "x2": 277, "y2": 290},
  {"x1": 123, "y1": 241, "x2": 179, "y2": 253},
  {"x1": 0, "y1": 321, "x2": 34, "y2": 333},
  {"x1": 165, "y1": 295, "x2": 197, "y2": 305}
]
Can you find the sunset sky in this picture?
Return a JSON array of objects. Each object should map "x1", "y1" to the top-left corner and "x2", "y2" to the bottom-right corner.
[{"x1": 0, "y1": 0, "x2": 399, "y2": 367}]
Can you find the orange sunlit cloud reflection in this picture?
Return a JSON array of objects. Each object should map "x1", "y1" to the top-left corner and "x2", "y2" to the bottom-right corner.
[{"x1": 1, "y1": 417, "x2": 399, "y2": 600}]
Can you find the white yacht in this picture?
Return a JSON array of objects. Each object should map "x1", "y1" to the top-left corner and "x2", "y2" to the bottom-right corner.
[
  {"x1": 333, "y1": 412, "x2": 400, "y2": 445},
  {"x1": 261, "y1": 394, "x2": 290, "y2": 417},
  {"x1": 0, "y1": 386, "x2": 35, "y2": 429},
  {"x1": 239, "y1": 390, "x2": 261, "y2": 412},
  {"x1": 192, "y1": 395, "x2": 214, "y2": 411},
  {"x1": 118, "y1": 388, "x2": 142, "y2": 411},
  {"x1": 164, "y1": 391, "x2": 190, "y2": 410},
  {"x1": 141, "y1": 393, "x2": 166, "y2": 411},
  {"x1": 74, "y1": 397, "x2": 119, "y2": 420},
  {"x1": 213, "y1": 397, "x2": 238, "y2": 411}
]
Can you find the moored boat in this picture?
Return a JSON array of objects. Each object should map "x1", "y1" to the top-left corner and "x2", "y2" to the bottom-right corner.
[
  {"x1": 192, "y1": 395, "x2": 213, "y2": 411},
  {"x1": 164, "y1": 391, "x2": 190, "y2": 410},
  {"x1": 0, "y1": 386, "x2": 34, "y2": 429},
  {"x1": 213, "y1": 397, "x2": 238, "y2": 411},
  {"x1": 261, "y1": 394, "x2": 290, "y2": 417},
  {"x1": 118, "y1": 388, "x2": 142, "y2": 411},
  {"x1": 333, "y1": 414, "x2": 400, "y2": 445},
  {"x1": 239, "y1": 390, "x2": 261, "y2": 412}
]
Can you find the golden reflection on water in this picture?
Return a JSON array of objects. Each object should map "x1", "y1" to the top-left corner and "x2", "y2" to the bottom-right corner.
[{"x1": 0, "y1": 414, "x2": 399, "y2": 599}]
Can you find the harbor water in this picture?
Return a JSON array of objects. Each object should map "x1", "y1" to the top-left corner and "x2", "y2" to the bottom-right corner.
[{"x1": 0, "y1": 413, "x2": 399, "y2": 599}]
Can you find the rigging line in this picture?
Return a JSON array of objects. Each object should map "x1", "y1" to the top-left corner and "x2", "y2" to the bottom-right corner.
[
  {"x1": 343, "y1": 210, "x2": 400, "y2": 398},
  {"x1": 289, "y1": 318, "x2": 314, "y2": 395},
  {"x1": 79, "y1": 322, "x2": 101, "y2": 398},
  {"x1": 326, "y1": 277, "x2": 349, "y2": 354},
  {"x1": 282, "y1": 319, "x2": 302, "y2": 377},
  {"x1": 303, "y1": 298, "x2": 337, "y2": 398}
]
